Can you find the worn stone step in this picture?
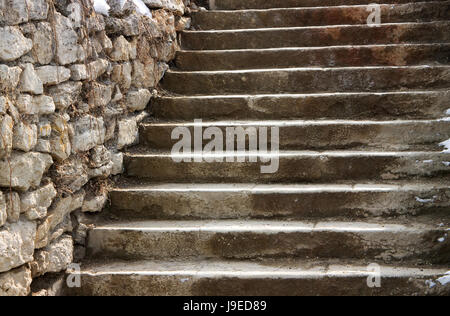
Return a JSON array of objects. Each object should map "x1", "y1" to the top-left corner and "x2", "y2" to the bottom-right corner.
[
  {"x1": 86, "y1": 220, "x2": 449, "y2": 262},
  {"x1": 193, "y1": 2, "x2": 450, "y2": 30},
  {"x1": 140, "y1": 119, "x2": 450, "y2": 151},
  {"x1": 161, "y1": 66, "x2": 450, "y2": 95},
  {"x1": 181, "y1": 22, "x2": 450, "y2": 50},
  {"x1": 66, "y1": 259, "x2": 450, "y2": 296},
  {"x1": 108, "y1": 183, "x2": 450, "y2": 220},
  {"x1": 152, "y1": 91, "x2": 450, "y2": 120},
  {"x1": 124, "y1": 151, "x2": 450, "y2": 183},
  {"x1": 211, "y1": 0, "x2": 450, "y2": 10},
  {"x1": 175, "y1": 44, "x2": 450, "y2": 71}
]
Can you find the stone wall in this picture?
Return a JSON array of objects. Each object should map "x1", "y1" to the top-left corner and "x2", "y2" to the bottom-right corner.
[{"x1": 0, "y1": 0, "x2": 193, "y2": 296}]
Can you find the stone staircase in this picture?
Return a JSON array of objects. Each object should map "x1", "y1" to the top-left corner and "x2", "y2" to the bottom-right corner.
[{"x1": 69, "y1": 0, "x2": 450, "y2": 295}]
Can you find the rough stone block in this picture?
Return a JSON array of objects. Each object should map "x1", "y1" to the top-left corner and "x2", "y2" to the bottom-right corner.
[
  {"x1": 0, "y1": 152, "x2": 53, "y2": 191},
  {"x1": 0, "y1": 265, "x2": 32, "y2": 296},
  {"x1": 0, "y1": 220, "x2": 36, "y2": 272},
  {"x1": 70, "y1": 115, "x2": 106, "y2": 153},
  {"x1": 18, "y1": 64, "x2": 43, "y2": 95},
  {"x1": 21, "y1": 183, "x2": 57, "y2": 221},
  {"x1": 12, "y1": 122, "x2": 37, "y2": 152},
  {"x1": 35, "y1": 66, "x2": 71, "y2": 86}
]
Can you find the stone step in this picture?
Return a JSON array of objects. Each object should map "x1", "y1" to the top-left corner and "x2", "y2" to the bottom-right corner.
[
  {"x1": 181, "y1": 22, "x2": 450, "y2": 50},
  {"x1": 193, "y1": 2, "x2": 450, "y2": 30},
  {"x1": 124, "y1": 151, "x2": 450, "y2": 183},
  {"x1": 175, "y1": 44, "x2": 450, "y2": 71},
  {"x1": 161, "y1": 66, "x2": 450, "y2": 95},
  {"x1": 139, "y1": 119, "x2": 450, "y2": 151},
  {"x1": 152, "y1": 91, "x2": 450, "y2": 120},
  {"x1": 108, "y1": 183, "x2": 450, "y2": 220},
  {"x1": 66, "y1": 259, "x2": 450, "y2": 296},
  {"x1": 86, "y1": 220, "x2": 449, "y2": 262},
  {"x1": 211, "y1": 0, "x2": 450, "y2": 10}
]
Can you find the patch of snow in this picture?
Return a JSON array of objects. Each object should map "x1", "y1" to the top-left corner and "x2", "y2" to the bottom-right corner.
[
  {"x1": 425, "y1": 280, "x2": 436, "y2": 289},
  {"x1": 446, "y1": 109, "x2": 450, "y2": 116},
  {"x1": 436, "y1": 273, "x2": 450, "y2": 286},
  {"x1": 93, "y1": 0, "x2": 110, "y2": 16},
  {"x1": 422, "y1": 160, "x2": 433, "y2": 164},
  {"x1": 440, "y1": 138, "x2": 450, "y2": 153},
  {"x1": 443, "y1": 161, "x2": 450, "y2": 167},
  {"x1": 132, "y1": 0, "x2": 152, "y2": 17}
]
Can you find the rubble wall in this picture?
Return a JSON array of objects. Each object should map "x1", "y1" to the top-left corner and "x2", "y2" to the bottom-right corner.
[{"x1": 0, "y1": 0, "x2": 192, "y2": 296}]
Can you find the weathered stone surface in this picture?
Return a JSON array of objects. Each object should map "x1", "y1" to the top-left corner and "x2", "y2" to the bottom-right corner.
[
  {"x1": 53, "y1": 158, "x2": 88, "y2": 193},
  {"x1": 0, "y1": 65, "x2": 22, "y2": 91},
  {"x1": 27, "y1": 0, "x2": 49, "y2": 21},
  {"x1": 35, "y1": 190, "x2": 84, "y2": 249},
  {"x1": 105, "y1": 15, "x2": 140, "y2": 36},
  {"x1": 111, "y1": 152, "x2": 124, "y2": 175},
  {"x1": 31, "y1": 235, "x2": 73, "y2": 277},
  {"x1": 37, "y1": 121, "x2": 51, "y2": 138},
  {"x1": 111, "y1": 86, "x2": 123, "y2": 103},
  {"x1": 6, "y1": 102, "x2": 20, "y2": 123},
  {"x1": 54, "y1": 12, "x2": 82, "y2": 65},
  {"x1": 175, "y1": 16, "x2": 191, "y2": 31},
  {"x1": 5, "y1": 192, "x2": 20, "y2": 224},
  {"x1": 18, "y1": 64, "x2": 44, "y2": 95},
  {"x1": 48, "y1": 114, "x2": 71, "y2": 161},
  {"x1": 0, "y1": 220, "x2": 36, "y2": 272},
  {"x1": 32, "y1": 22, "x2": 54, "y2": 65},
  {"x1": 48, "y1": 81, "x2": 82, "y2": 111},
  {"x1": 12, "y1": 122, "x2": 37, "y2": 152},
  {"x1": 0, "y1": 0, "x2": 49, "y2": 25},
  {"x1": 88, "y1": 83, "x2": 113, "y2": 107},
  {"x1": 0, "y1": 96, "x2": 6, "y2": 114},
  {"x1": 89, "y1": 145, "x2": 111, "y2": 168},
  {"x1": 0, "y1": 0, "x2": 28, "y2": 25},
  {"x1": 117, "y1": 116, "x2": 138, "y2": 149},
  {"x1": 48, "y1": 214, "x2": 73, "y2": 248},
  {"x1": 33, "y1": 95, "x2": 55, "y2": 115},
  {"x1": 126, "y1": 89, "x2": 151, "y2": 112},
  {"x1": 143, "y1": 0, "x2": 185, "y2": 15},
  {"x1": 21, "y1": 183, "x2": 57, "y2": 221},
  {"x1": 111, "y1": 62, "x2": 132, "y2": 90},
  {"x1": 16, "y1": 94, "x2": 36, "y2": 114},
  {"x1": 110, "y1": 36, "x2": 131, "y2": 61},
  {"x1": 70, "y1": 64, "x2": 88, "y2": 81},
  {"x1": 88, "y1": 160, "x2": 113, "y2": 179},
  {"x1": 132, "y1": 60, "x2": 167, "y2": 88},
  {"x1": 0, "y1": 114, "x2": 13, "y2": 158},
  {"x1": 109, "y1": 0, "x2": 137, "y2": 17},
  {"x1": 88, "y1": 59, "x2": 110, "y2": 81},
  {"x1": 0, "y1": 266, "x2": 32, "y2": 296},
  {"x1": 0, "y1": 27, "x2": 32, "y2": 62},
  {"x1": 82, "y1": 192, "x2": 108, "y2": 213},
  {"x1": 35, "y1": 139, "x2": 51, "y2": 154},
  {"x1": 0, "y1": 192, "x2": 6, "y2": 227},
  {"x1": 70, "y1": 115, "x2": 106, "y2": 152},
  {"x1": 0, "y1": 152, "x2": 53, "y2": 191},
  {"x1": 35, "y1": 66, "x2": 71, "y2": 86}
]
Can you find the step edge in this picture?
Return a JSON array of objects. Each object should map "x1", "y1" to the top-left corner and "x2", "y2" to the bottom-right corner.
[
  {"x1": 166, "y1": 65, "x2": 450, "y2": 75},
  {"x1": 177, "y1": 43, "x2": 450, "y2": 54},
  {"x1": 182, "y1": 20, "x2": 450, "y2": 33}
]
